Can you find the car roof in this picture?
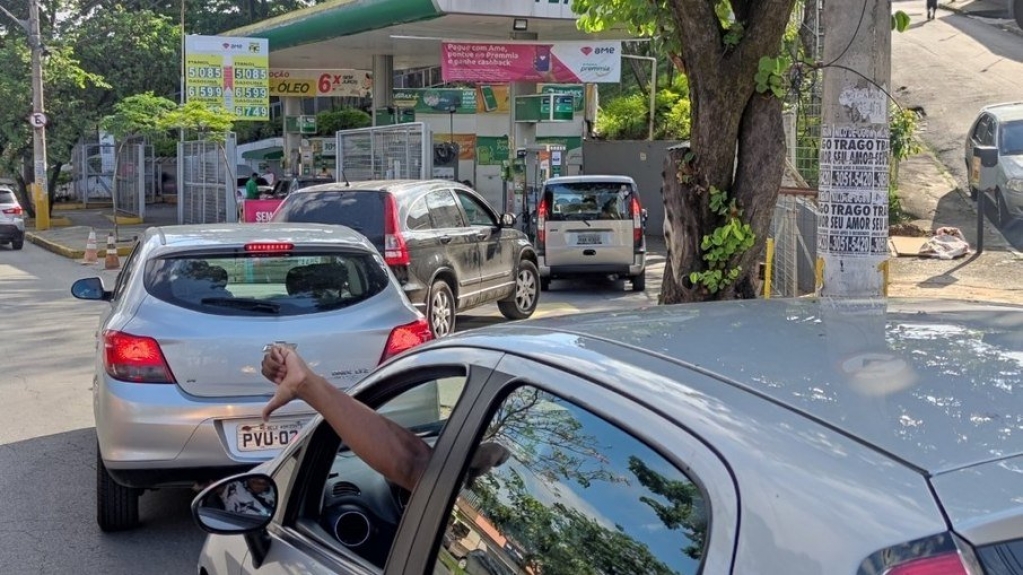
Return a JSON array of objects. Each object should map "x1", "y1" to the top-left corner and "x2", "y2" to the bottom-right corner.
[
  {"x1": 982, "y1": 102, "x2": 1023, "y2": 122},
  {"x1": 442, "y1": 298, "x2": 1023, "y2": 475},
  {"x1": 141, "y1": 223, "x2": 379, "y2": 253},
  {"x1": 544, "y1": 175, "x2": 637, "y2": 185}
]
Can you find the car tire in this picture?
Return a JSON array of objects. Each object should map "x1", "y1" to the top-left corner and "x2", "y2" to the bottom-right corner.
[
  {"x1": 498, "y1": 260, "x2": 539, "y2": 320},
  {"x1": 997, "y1": 188, "x2": 1011, "y2": 227},
  {"x1": 97, "y1": 445, "x2": 141, "y2": 532},
  {"x1": 540, "y1": 276, "x2": 551, "y2": 292},
  {"x1": 427, "y1": 280, "x2": 456, "y2": 338},
  {"x1": 11, "y1": 237, "x2": 23, "y2": 250},
  {"x1": 631, "y1": 272, "x2": 646, "y2": 292}
]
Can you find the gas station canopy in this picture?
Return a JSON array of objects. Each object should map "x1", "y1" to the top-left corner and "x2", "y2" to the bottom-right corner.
[{"x1": 228, "y1": 0, "x2": 627, "y2": 69}]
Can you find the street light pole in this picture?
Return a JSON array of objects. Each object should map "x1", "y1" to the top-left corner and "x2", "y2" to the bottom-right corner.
[{"x1": 28, "y1": 0, "x2": 49, "y2": 229}]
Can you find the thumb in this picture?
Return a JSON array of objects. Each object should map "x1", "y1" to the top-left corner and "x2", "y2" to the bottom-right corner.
[{"x1": 262, "y1": 392, "x2": 287, "y2": 422}]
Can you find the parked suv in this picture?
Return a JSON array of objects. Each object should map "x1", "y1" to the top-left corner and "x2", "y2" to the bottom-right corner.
[
  {"x1": 965, "y1": 101, "x2": 1023, "y2": 225},
  {"x1": 272, "y1": 180, "x2": 540, "y2": 337},
  {"x1": 535, "y1": 175, "x2": 646, "y2": 291},
  {"x1": 0, "y1": 186, "x2": 25, "y2": 250}
]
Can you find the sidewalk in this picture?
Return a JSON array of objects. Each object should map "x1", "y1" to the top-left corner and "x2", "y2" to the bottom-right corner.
[
  {"x1": 24, "y1": 202, "x2": 179, "y2": 259},
  {"x1": 939, "y1": 0, "x2": 1023, "y2": 36}
]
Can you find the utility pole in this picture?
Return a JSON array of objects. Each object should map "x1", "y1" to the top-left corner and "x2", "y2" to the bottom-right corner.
[{"x1": 816, "y1": 0, "x2": 891, "y2": 298}]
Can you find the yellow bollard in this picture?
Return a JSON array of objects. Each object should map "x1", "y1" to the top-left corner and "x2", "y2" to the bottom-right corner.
[
  {"x1": 763, "y1": 238, "x2": 775, "y2": 299},
  {"x1": 32, "y1": 183, "x2": 50, "y2": 231}
]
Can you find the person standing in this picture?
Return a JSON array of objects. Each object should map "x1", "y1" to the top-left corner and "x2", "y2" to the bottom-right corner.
[
  {"x1": 261, "y1": 165, "x2": 276, "y2": 187},
  {"x1": 926, "y1": 0, "x2": 938, "y2": 19},
  {"x1": 245, "y1": 173, "x2": 260, "y2": 200}
]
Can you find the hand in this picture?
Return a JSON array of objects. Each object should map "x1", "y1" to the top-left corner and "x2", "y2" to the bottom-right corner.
[{"x1": 261, "y1": 345, "x2": 312, "y2": 421}]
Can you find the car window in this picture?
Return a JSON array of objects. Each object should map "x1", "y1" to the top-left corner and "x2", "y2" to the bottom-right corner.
[
  {"x1": 1000, "y1": 120, "x2": 1023, "y2": 156},
  {"x1": 110, "y1": 241, "x2": 142, "y2": 303},
  {"x1": 272, "y1": 190, "x2": 387, "y2": 249},
  {"x1": 426, "y1": 190, "x2": 464, "y2": 229},
  {"x1": 543, "y1": 182, "x2": 635, "y2": 221},
  {"x1": 0, "y1": 189, "x2": 15, "y2": 203},
  {"x1": 455, "y1": 191, "x2": 497, "y2": 227},
  {"x1": 407, "y1": 197, "x2": 432, "y2": 231},
  {"x1": 433, "y1": 385, "x2": 708, "y2": 575},
  {"x1": 293, "y1": 370, "x2": 471, "y2": 569},
  {"x1": 144, "y1": 250, "x2": 391, "y2": 316},
  {"x1": 974, "y1": 116, "x2": 995, "y2": 146}
]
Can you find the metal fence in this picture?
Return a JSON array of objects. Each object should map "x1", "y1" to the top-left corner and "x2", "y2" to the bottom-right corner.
[
  {"x1": 788, "y1": 0, "x2": 825, "y2": 188},
  {"x1": 177, "y1": 134, "x2": 237, "y2": 224},
  {"x1": 70, "y1": 141, "x2": 115, "y2": 205},
  {"x1": 113, "y1": 137, "x2": 155, "y2": 220},
  {"x1": 767, "y1": 189, "x2": 819, "y2": 298},
  {"x1": 336, "y1": 122, "x2": 432, "y2": 181}
]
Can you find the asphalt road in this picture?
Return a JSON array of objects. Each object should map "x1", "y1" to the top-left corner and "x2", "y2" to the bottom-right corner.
[{"x1": 0, "y1": 238, "x2": 663, "y2": 573}]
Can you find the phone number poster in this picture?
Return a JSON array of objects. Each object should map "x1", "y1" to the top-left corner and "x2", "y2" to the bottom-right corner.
[
  {"x1": 441, "y1": 41, "x2": 621, "y2": 83},
  {"x1": 185, "y1": 35, "x2": 270, "y2": 120}
]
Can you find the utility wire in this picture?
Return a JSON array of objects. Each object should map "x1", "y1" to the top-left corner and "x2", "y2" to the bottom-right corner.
[{"x1": 823, "y1": 0, "x2": 867, "y2": 67}]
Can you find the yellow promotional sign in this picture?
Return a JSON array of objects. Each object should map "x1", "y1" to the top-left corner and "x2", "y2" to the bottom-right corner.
[
  {"x1": 185, "y1": 36, "x2": 269, "y2": 120},
  {"x1": 268, "y1": 69, "x2": 373, "y2": 98}
]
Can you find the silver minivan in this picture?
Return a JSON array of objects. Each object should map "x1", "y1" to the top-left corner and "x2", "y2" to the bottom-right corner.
[{"x1": 535, "y1": 175, "x2": 646, "y2": 291}]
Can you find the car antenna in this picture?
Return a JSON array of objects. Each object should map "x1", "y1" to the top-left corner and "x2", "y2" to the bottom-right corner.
[{"x1": 341, "y1": 169, "x2": 351, "y2": 187}]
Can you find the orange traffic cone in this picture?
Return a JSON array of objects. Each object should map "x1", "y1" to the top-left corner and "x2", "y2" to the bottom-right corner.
[
  {"x1": 82, "y1": 229, "x2": 98, "y2": 264},
  {"x1": 104, "y1": 234, "x2": 120, "y2": 270}
]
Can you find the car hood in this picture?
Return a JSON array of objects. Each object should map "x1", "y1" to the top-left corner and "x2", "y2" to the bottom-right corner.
[
  {"x1": 1001, "y1": 154, "x2": 1023, "y2": 178},
  {"x1": 931, "y1": 454, "x2": 1023, "y2": 546}
]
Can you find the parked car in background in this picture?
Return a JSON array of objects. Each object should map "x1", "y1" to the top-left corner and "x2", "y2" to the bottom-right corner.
[
  {"x1": 270, "y1": 175, "x2": 335, "y2": 198},
  {"x1": 236, "y1": 175, "x2": 273, "y2": 200},
  {"x1": 71, "y1": 223, "x2": 431, "y2": 531},
  {"x1": 0, "y1": 186, "x2": 25, "y2": 250},
  {"x1": 272, "y1": 180, "x2": 539, "y2": 337},
  {"x1": 965, "y1": 101, "x2": 1023, "y2": 224},
  {"x1": 535, "y1": 175, "x2": 647, "y2": 292},
  {"x1": 193, "y1": 298, "x2": 1023, "y2": 575}
]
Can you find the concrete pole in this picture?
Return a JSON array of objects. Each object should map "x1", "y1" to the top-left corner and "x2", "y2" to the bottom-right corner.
[
  {"x1": 816, "y1": 0, "x2": 891, "y2": 298},
  {"x1": 28, "y1": 0, "x2": 49, "y2": 230},
  {"x1": 372, "y1": 54, "x2": 394, "y2": 126},
  {"x1": 282, "y1": 97, "x2": 302, "y2": 176}
]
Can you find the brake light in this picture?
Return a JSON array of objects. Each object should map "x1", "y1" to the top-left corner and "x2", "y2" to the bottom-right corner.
[
  {"x1": 245, "y1": 242, "x2": 293, "y2": 254},
  {"x1": 536, "y1": 198, "x2": 548, "y2": 245},
  {"x1": 2, "y1": 206, "x2": 23, "y2": 216},
  {"x1": 887, "y1": 552, "x2": 970, "y2": 575},
  {"x1": 383, "y1": 193, "x2": 410, "y2": 266},
  {"x1": 380, "y1": 318, "x2": 432, "y2": 363},
  {"x1": 103, "y1": 330, "x2": 176, "y2": 384},
  {"x1": 631, "y1": 196, "x2": 643, "y2": 245}
]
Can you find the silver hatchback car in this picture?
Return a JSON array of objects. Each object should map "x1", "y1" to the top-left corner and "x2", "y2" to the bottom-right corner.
[
  {"x1": 71, "y1": 223, "x2": 431, "y2": 531},
  {"x1": 193, "y1": 298, "x2": 1023, "y2": 575},
  {"x1": 0, "y1": 186, "x2": 26, "y2": 250}
]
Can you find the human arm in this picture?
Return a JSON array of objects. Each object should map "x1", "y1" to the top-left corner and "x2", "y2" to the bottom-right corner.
[{"x1": 261, "y1": 346, "x2": 432, "y2": 492}]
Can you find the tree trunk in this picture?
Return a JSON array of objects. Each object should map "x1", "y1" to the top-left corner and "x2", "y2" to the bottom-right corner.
[{"x1": 659, "y1": 0, "x2": 796, "y2": 303}]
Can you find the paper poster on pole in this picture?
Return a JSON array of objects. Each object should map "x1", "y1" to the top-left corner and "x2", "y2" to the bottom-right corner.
[
  {"x1": 185, "y1": 35, "x2": 270, "y2": 120},
  {"x1": 816, "y1": 124, "x2": 891, "y2": 257},
  {"x1": 441, "y1": 41, "x2": 621, "y2": 83}
]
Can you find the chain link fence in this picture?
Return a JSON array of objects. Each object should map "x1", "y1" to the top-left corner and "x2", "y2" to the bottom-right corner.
[
  {"x1": 113, "y1": 136, "x2": 155, "y2": 221},
  {"x1": 177, "y1": 134, "x2": 237, "y2": 224},
  {"x1": 788, "y1": 0, "x2": 825, "y2": 188},
  {"x1": 336, "y1": 122, "x2": 432, "y2": 181},
  {"x1": 767, "y1": 190, "x2": 819, "y2": 298},
  {"x1": 70, "y1": 140, "x2": 115, "y2": 205}
]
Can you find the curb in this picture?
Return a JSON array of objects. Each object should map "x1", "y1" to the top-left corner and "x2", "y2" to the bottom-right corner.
[
  {"x1": 939, "y1": 2, "x2": 1023, "y2": 37},
  {"x1": 25, "y1": 232, "x2": 134, "y2": 260}
]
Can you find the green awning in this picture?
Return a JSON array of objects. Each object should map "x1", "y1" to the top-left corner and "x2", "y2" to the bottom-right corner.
[{"x1": 242, "y1": 148, "x2": 284, "y2": 160}]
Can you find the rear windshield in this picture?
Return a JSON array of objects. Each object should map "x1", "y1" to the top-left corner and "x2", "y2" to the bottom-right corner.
[
  {"x1": 144, "y1": 251, "x2": 391, "y2": 316},
  {"x1": 1001, "y1": 120, "x2": 1023, "y2": 155},
  {"x1": 542, "y1": 182, "x2": 636, "y2": 221},
  {"x1": 272, "y1": 191, "x2": 386, "y2": 249},
  {"x1": 0, "y1": 190, "x2": 15, "y2": 203}
]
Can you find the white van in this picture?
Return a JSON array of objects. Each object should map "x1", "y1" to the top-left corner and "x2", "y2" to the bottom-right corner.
[{"x1": 536, "y1": 175, "x2": 647, "y2": 291}]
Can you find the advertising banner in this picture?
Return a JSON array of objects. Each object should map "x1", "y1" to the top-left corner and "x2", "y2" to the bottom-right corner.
[
  {"x1": 432, "y1": 134, "x2": 477, "y2": 160},
  {"x1": 392, "y1": 86, "x2": 511, "y2": 114},
  {"x1": 476, "y1": 136, "x2": 510, "y2": 166},
  {"x1": 241, "y1": 199, "x2": 284, "y2": 223},
  {"x1": 185, "y1": 35, "x2": 270, "y2": 120},
  {"x1": 441, "y1": 41, "x2": 621, "y2": 83},
  {"x1": 269, "y1": 69, "x2": 373, "y2": 98}
]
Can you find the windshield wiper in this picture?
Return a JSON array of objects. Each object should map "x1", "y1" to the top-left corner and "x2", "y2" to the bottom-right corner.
[{"x1": 200, "y1": 297, "x2": 280, "y2": 314}]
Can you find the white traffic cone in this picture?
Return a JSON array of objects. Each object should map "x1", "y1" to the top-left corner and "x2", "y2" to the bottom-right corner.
[
  {"x1": 104, "y1": 234, "x2": 120, "y2": 270},
  {"x1": 82, "y1": 229, "x2": 98, "y2": 264}
]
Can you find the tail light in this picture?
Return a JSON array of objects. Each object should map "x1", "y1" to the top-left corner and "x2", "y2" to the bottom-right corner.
[
  {"x1": 886, "y1": 552, "x2": 970, "y2": 575},
  {"x1": 2, "y1": 206, "x2": 23, "y2": 216},
  {"x1": 536, "y1": 198, "x2": 548, "y2": 245},
  {"x1": 380, "y1": 318, "x2": 433, "y2": 363},
  {"x1": 383, "y1": 193, "x2": 410, "y2": 266},
  {"x1": 245, "y1": 242, "x2": 293, "y2": 254},
  {"x1": 103, "y1": 330, "x2": 176, "y2": 384},
  {"x1": 630, "y1": 196, "x2": 643, "y2": 247}
]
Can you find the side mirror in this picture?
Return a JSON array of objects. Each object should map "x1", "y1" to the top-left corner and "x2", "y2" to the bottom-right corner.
[
  {"x1": 975, "y1": 145, "x2": 999, "y2": 168},
  {"x1": 191, "y1": 473, "x2": 278, "y2": 535},
  {"x1": 71, "y1": 277, "x2": 111, "y2": 301},
  {"x1": 500, "y1": 213, "x2": 517, "y2": 228}
]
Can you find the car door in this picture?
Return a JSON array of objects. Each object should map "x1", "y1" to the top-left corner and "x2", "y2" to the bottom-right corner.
[
  {"x1": 219, "y1": 347, "x2": 507, "y2": 575},
  {"x1": 401, "y1": 355, "x2": 739, "y2": 575},
  {"x1": 424, "y1": 189, "x2": 482, "y2": 309},
  {"x1": 453, "y1": 189, "x2": 516, "y2": 302}
]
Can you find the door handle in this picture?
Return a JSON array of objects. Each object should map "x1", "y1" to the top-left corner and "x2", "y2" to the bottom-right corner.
[
  {"x1": 439, "y1": 235, "x2": 453, "y2": 244},
  {"x1": 476, "y1": 230, "x2": 490, "y2": 240}
]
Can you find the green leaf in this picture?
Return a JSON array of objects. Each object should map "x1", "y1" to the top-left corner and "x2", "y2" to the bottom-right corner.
[{"x1": 892, "y1": 11, "x2": 911, "y2": 32}]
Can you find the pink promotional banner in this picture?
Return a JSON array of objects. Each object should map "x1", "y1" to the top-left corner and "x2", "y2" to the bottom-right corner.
[
  {"x1": 241, "y1": 199, "x2": 284, "y2": 223},
  {"x1": 441, "y1": 41, "x2": 621, "y2": 84}
]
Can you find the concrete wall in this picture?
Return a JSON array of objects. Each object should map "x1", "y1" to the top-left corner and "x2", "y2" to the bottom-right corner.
[{"x1": 581, "y1": 140, "x2": 684, "y2": 237}]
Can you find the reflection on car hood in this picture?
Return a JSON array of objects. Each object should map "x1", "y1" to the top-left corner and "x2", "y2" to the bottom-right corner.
[{"x1": 1002, "y1": 155, "x2": 1023, "y2": 178}]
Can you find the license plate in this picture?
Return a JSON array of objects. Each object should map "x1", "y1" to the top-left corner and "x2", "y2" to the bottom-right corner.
[
  {"x1": 576, "y1": 232, "x2": 602, "y2": 245},
  {"x1": 235, "y1": 418, "x2": 308, "y2": 452}
]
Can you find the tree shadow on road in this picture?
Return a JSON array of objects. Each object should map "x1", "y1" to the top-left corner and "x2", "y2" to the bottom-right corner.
[{"x1": 941, "y1": 11, "x2": 1023, "y2": 64}]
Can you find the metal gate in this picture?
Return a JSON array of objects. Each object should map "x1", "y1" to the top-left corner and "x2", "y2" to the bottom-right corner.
[
  {"x1": 70, "y1": 139, "x2": 116, "y2": 205},
  {"x1": 177, "y1": 133, "x2": 237, "y2": 224},
  {"x1": 336, "y1": 122, "x2": 432, "y2": 181},
  {"x1": 768, "y1": 190, "x2": 819, "y2": 298},
  {"x1": 113, "y1": 137, "x2": 155, "y2": 221}
]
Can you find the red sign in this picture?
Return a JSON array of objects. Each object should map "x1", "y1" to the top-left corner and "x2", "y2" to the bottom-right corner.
[{"x1": 241, "y1": 199, "x2": 283, "y2": 223}]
